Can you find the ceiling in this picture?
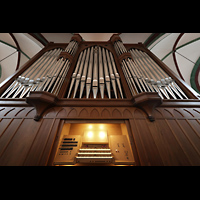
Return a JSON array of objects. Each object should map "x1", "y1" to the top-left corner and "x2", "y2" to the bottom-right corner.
[{"x1": 0, "y1": 33, "x2": 200, "y2": 94}]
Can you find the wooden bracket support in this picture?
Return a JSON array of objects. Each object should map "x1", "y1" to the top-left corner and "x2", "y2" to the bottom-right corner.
[
  {"x1": 26, "y1": 91, "x2": 57, "y2": 121},
  {"x1": 132, "y1": 92, "x2": 163, "y2": 122}
]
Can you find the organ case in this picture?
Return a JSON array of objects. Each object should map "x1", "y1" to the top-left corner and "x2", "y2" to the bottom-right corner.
[{"x1": 0, "y1": 34, "x2": 200, "y2": 166}]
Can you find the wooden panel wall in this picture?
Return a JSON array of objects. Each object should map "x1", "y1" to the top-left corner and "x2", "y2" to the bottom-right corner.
[
  {"x1": 129, "y1": 107, "x2": 200, "y2": 166},
  {"x1": 0, "y1": 105, "x2": 200, "y2": 166},
  {"x1": 0, "y1": 107, "x2": 60, "y2": 166}
]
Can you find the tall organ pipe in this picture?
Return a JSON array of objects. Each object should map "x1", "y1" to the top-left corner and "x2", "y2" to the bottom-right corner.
[
  {"x1": 105, "y1": 49, "x2": 117, "y2": 98},
  {"x1": 102, "y1": 48, "x2": 111, "y2": 99},
  {"x1": 80, "y1": 48, "x2": 90, "y2": 98},
  {"x1": 86, "y1": 47, "x2": 94, "y2": 98},
  {"x1": 73, "y1": 49, "x2": 87, "y2": 98},
  {"x1": 67, "y1": 51, "x2": 84, "y2": 98},
  {"x1": 98, "y1": 47, "x2": 105, "y2": 99},
  {"x1": 92, "y1": 46, "x2": 98, "y2": 98}
]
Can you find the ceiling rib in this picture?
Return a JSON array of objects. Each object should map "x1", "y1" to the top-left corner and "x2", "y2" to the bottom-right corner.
[
  {"x1": 191, "y1": 57, "x2": 200, "y2": 93},
  {"x1": 9, "y1": 33, "x2": 21, "y2": 71},
  {"x1": 28, "y1": 33, "x2": 49, "y2": 46},
  {"x1": 172, "y1": 33, "x2": 185, "y2": 81},
  {"x1": 0, "y1": 39, "x2": 30, "y2": 60},
  {"x1": 144, "y1": 33, "x2": 165, "y2": 47}
]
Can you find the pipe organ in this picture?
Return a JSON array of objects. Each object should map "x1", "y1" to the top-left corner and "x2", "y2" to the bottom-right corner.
[{"x1": 0, "y1": 34, "x2": 200, "y2": 166}]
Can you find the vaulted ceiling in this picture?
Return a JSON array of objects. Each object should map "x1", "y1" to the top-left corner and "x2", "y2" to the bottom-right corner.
[{"x1": 0, "y1": 33, "x2": 200, "y2": 94}]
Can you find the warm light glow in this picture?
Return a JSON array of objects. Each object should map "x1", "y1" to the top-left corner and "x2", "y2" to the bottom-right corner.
[
  {"x1": 99, "y1": 124, "x2": 104, "y2": 130},
  {"x1": 99, "y1": 131, "x2": 106, "y2": 139},
  {"x1": 87, "y1": 131, "x2": 93, "y2": 138},
  {"x1": 88, "y1": 125, "x2": 93, "y2": 129}
]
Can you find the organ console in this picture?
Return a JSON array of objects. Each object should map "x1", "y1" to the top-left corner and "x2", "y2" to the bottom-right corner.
[
  {"x1": 53, "y1": 123, "x2": 135, "y2": 166},
  {"x1": 0, "y1": 33, "x2": 200, "y2": 166}
]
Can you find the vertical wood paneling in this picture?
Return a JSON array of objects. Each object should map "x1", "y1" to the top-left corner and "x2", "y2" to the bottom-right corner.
[
  {"x1": 155, "y1": 119, "x2": 191, "y2": 166},
  {"x1": 166, "y1": 119, "x2": 200, "y2": 165},
  {"x1": 39, "y1": 119, "x2": 60, "y2": 166},
  {"x1": 0, "y1": 119, "x2": 24, "y2": 158},
  {"x1": 186, "y1": 119, "x2": 200, "y2": 138},
  {"x1": 23, "y1": 118, "x2": 56, "y2": 166},
  {"x1": 125, "y1": 120, "x2": 140, "y2": 166},
  {"x1": 145, "y1": 119, "x2": 173, "y2": 166},
  {"x1": 0, "y1": 118, "x2": 13, "y2": 137},
  {"x1": 176, "y1": 119, "x2": 200, "y2": 156},
  {"x1": 129, "y1": 119, "x2": 164, "y2": 166},
  {"x1": 0, "y1": 119, "x2": 41, "y2": 166},
  {"x1": 135, "y1": 119, "x2": 164, "y2": 166},
  {"x1": 129, "y1": 119, "x2": 150, "y2": 165}
]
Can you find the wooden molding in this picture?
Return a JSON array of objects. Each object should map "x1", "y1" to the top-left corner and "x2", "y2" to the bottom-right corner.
[
  {"x1": 110, "y1": 34, "x2": 122, "y2": 44},
  {"x1": 71, "y1": 34, "x2": 83, "y2": 44},
  {"x1": 118, "y1": 52, "x2": 132, "y2": 63},
  {"x1": 57, "y1": 51, "x2": 74, "y2": 62}
]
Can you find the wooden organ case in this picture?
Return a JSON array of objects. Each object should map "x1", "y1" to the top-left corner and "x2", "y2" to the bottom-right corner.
[{"x1": 1, "y1": 34, "x2": 200, "y2": 166}]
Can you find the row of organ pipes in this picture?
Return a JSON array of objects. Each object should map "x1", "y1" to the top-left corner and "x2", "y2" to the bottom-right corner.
[
  {"x1": 1, "y1": 40, "x2": 78, "y2": 98},
  {"x1": 67, "y1": 46, "x2": 124, "y2": 99},
  {"x1": 114, "y1": 40, "x2": 188, "y2": 99},
  {"x1": 0, "y1": 35, "x2": 189, "y2": 100}
]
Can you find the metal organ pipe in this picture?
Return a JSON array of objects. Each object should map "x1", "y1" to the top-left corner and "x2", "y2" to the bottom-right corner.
[
  {"x1": 1, "y1": 39, "x2": 79, "y2": 99},
  {"x1": 73, "y1": 49, "x2": 87, "y2": 98},
  {"x1": 105, "y1": 49, "x2": 117, "y2": 98},
  {"x1": 93, "y1": 46, "x2": 98, "y2": 98},
  {"x1": 109, "y1": 52, "x2": 123, "y2": 99},
  {"x1": 86, "y1": 47, "x2": 94, "y2": 98},
  {"x1": 98, "y1": 47, "x2": 105, "y2": 99},
  {"x1": 121, "y1": 60, "x2": 137, "y2": 95},
  {"x1": 80, "y1": 48, "x2": 90, "y2": 98},
  {"x1": 102, "y1": 48, "x2": 111, "y2": 99},
  {"x1": 67, "y1": 46, "x2": 124, "y2": 99},
  {"x1": 67, "y1": 51, "x2": 84, "y2": 98}
]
